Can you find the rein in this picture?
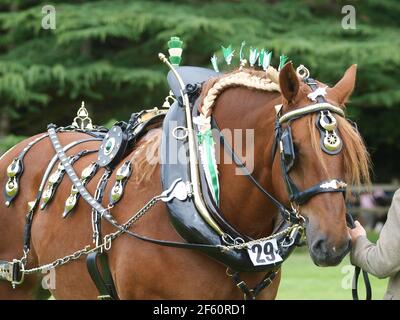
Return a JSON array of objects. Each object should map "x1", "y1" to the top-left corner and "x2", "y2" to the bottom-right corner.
[{"x1": 211, "y1": 118, "x2": 303, "y2": 224}]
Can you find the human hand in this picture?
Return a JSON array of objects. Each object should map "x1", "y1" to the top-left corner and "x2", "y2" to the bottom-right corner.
[{"x1": 348, "y1": 220, "x2": 367, "y2": 243}]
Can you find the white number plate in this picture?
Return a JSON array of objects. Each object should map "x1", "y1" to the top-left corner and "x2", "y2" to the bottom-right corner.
[{"x1": 247, "y1": 238, "x2": 283, "y2": 266}]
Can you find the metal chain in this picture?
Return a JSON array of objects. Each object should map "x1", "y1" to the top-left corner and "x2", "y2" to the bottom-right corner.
[
  {"x1": 219, "y1": 224, "x2": 302, "y2": 252},
  {"x1": 23, "y1": 195, "x2": 162, "y2": 275}
]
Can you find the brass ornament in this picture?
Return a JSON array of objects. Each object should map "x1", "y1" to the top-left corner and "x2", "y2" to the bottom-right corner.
[
  {"x1": 319, "y1": 111, "x2": 337, "y2": 131},
  {"x1": 28, "y1": 200, "x2": 37, "y2": 212},
  {"x1": 7, "y1": 158, "x2": 22, "y2": 178},
  {"x1": 5, "y1": 179, "x2": 18, "y2": 197},
  {"x1": 115, "y1": 161, "x2": 132, "y2": 181},
  {"x1": 323, "y1": 131, "x2": 341, "y2": 151},
  {"x1": 318, "y1": 111, "x2": 342, "y2": 154},
  {"x1": 62, "y1": 162, "x2": 99, "y2": 217},
  {"x1": 4, "y1": 158, "x2": 23, "y2": 206},
  {"x1": 109, "y1": 161, "x2": 132, "y2": 205},
  {"x1": 110, "y1": 181, "x2": 123, "y2": 203},
  {"x1": 71, "y1": 101, "x2": 93, "y2": 130},
  {"x1": 41, "y1": 187, "x2": 53, "y2": 207},
  {"x1": 41, "y1": 159, "x2": 67, "y2": 210},
  {"x1": 64, "y1": 194, "x2": 78, "y2": 215}
]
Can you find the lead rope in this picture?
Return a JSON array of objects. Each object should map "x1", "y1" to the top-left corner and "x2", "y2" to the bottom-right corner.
[{"x1": 346, "y1": 213, "x2": 372, "y2": 300}]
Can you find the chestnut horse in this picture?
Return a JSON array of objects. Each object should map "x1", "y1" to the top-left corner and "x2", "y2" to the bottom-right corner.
[{"x1": 0, "y1": 63, "x2": 370, "y2": 299}]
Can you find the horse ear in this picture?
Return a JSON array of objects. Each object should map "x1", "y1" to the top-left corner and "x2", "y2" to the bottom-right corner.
[
  {"x1": 279, "y1": 62, "x2": 300, "y2": 104},
  {"x1": 330, "y1": 64, "x2": 357, "y2": 105}
]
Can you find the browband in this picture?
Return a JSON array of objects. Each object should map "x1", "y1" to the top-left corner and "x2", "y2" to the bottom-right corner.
[{"x1": 279, "y1": 103, "x2": 345, "y2": 124}]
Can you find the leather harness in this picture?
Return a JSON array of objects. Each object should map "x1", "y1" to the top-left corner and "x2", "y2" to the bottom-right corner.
[{"x1": 0, "y1": 66, "x2": 371, "y2": 300}]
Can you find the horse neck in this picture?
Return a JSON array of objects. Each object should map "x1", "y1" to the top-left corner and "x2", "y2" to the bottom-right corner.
[{"x1": 212, "y1": 88, "x2": 282, "y2": 238}]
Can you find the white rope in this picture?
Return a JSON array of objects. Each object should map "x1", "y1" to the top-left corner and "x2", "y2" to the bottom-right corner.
[{"x1": 200, "y1": 70, "x2": 280, "y2": 117}]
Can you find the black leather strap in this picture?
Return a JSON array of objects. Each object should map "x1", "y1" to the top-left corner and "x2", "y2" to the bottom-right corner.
[
  {"x1": 228, "y1": 268, "x2": 278, "y2": 300},
  {"x1": 86, "y1": 252, "x2": 119, "y2": 300},
  {"x1": 346, "y1": 213, "x2": 372, "y2": 300},
  {"x1": 211, "y1": 118, "x2": 301, "y2": 223},
  {"x1": 352, "y1": 266, "x2": 372, "y2": 300},
  {"x1": 23, "y1": 143, "x2": 101, "y2": 253}
]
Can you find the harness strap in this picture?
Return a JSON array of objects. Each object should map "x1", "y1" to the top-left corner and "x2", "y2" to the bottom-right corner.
[
  {"x1": 346, "y1": 213, "x2": 372, "y2": 300},
  {"x1": 86, "y1": 252, "x2": 119, "y2": 300},
  {"x1": 211, "y1": 118, "x2": 301, "y2": 223},
  {"x1": 87, "y1": 167, "x2": 119, "y2": 300},
  {"x1": 47, "y1": 123, "x2": 229, "y2": 252},
  {"x1": 3, "y1": 133, "x2": 49, "y2": 206},
  {"x1": 92, "y1": 168, "x2": 112, "y2": 245},
  {"x1": 23, "y1": 143, "x2": 101, "y2": 253},
  {"x1": 228, "y1": 268, "x2": 279, "y2": 300}
]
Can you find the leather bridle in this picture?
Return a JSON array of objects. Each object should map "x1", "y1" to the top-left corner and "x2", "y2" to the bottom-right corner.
[
  {"x1": 214, "y1": 77, "x2": 349, "y2": 225},
  {"x1": 273, "y1": 102, "x2": 348, "y2": 210}
]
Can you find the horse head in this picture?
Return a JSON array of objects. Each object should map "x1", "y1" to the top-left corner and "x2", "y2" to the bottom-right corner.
[{"x1": 271, "y1": 62, "x2": 371, "y2": 266}]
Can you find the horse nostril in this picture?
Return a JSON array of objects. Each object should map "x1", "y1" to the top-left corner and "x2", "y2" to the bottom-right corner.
[
  {"x1": 310, "y1": 236, "x2": 351, "y2": 266},
  {"x1": 311, "y1": 237, "x2": 328, "y2": 256}
]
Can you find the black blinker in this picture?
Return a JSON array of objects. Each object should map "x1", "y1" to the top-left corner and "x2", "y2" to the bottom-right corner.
[{"x1": 281, "y1": 126, "x2": 295, "y2": 171}]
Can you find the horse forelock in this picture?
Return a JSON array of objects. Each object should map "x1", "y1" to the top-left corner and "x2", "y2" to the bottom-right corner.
[{"x1": 307, "y1": 113, "x2": 371, "y2": 191}]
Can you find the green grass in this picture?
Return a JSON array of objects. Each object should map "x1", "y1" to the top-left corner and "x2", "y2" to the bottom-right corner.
[{"x1": 276, "y1": 248, "x2": 388, "y2": 300}]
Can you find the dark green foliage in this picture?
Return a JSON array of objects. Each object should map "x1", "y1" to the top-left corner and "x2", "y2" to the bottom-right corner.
[{"x1": 0, "y1": 0, "x2": 399, "y2": 179}]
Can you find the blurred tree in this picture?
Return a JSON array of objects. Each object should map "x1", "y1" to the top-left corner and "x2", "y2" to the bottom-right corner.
[{"x1": 0, "y1": 0, "x2": 399, "y2": 180}]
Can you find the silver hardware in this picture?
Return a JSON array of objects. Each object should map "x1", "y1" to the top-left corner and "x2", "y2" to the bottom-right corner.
[
  {"x1": 5, "y1": 179, "x2": 18, "y2": 197},
  {"x1": 162, "y1": 91, "x2": 176, "y2": 108},
  {"x1": 320, "y1": 179, "x2": 347, "y2": 190},
  {"x1": 103, "y1": 137, "x2": 116, "y2": 156},
  {"x1": 220, "y1": 224, "x2": 302, "y2": 252},
  {"x1": 221, "y1": 233, "x2": 237, "y2": 246},
  {"x1": 296, "y1": 65, "x2": 310, "y2": 79},
  {"x1": 279, "y1": 103, "x2": 345, "y2": 125},
  {"x1": 281, "y1": 236, "x2": 295, "y2": 248},
  {"x1": 7, "y1": 158, "x2": 21, "y2": 178},
  {"x1": 323, "y1": 131, "x2": 341, "y2": 151},
  {"x1": 281, "y1": 225, "x2": 303, "y2": 248},
  {"x1": 71, "y1": 101, "x2": 93, "y2": 130},
  {"x1": 172, "y1": 126, "x2": 188, "y2": 140},
  {"x1": 159, "y1": 178, "x2": 190, "y2": 202},
  {"x1": 116, "y1": 162, "x2": 132, "y2": 181},
  {"x1": 307, "y1": 86, "x2": 328, "y2": 102},
  {"x1": 319, "y1": 111, "x2": 337, "y2": 131}
]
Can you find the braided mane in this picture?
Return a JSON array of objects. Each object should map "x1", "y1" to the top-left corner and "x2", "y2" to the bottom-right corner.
[{"x1": 198, "y1": 68, "x2": 281, "y2": 117}]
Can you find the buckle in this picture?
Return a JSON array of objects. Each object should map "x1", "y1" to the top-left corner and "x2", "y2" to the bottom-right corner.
[
  {"x1": 0, "y1": 261, "x2": 13, "y2": 282},
  {"x1": 98, "y1": 294, "x2": 112, "y2": 300},
  {"x1": 0, "y1": 260, "x2": 25, "y2": 288}
]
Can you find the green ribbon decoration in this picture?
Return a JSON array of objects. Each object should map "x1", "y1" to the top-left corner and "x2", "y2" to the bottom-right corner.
[
  {"x1": 197, "y1": 129, "x2": 220, "y2": 205},
  {"x1": 278, "y1": 54, "x2": 289, "y2": 71}
]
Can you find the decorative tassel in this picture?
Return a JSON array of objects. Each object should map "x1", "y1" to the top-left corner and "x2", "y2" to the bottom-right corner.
[
  {"x1": 167, "y1": 36, "x2": 183, "y2": 66},
  {"x1": 221, "y1": 45, "x2": 235, "y2": 65},
  {"x1": 197, "y1": 129, "x2": 220, "y2": 205},
  {"x1": 211, "y1": 54, "x2": 219, "y2": 72},
  {"x1": 239, "y1": 41, "x2": 246, "y2": 65},
  {"x1": 263, "y1": 51, "x2": 272, "y2": 70},
  {"x1": 249, "y1": 47, "x2": 259, "y2": 67},
  {"x1": 278, "y1": 54, "x2": 289, "y2": 71},
  {"x1": 258, "y1": 49, "x2": 265, "y2": 67}
]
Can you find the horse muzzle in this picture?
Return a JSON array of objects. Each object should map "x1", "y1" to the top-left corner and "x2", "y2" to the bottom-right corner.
[{"x1": 305, "y1": 219, "x2": 351, "y2": 267}]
